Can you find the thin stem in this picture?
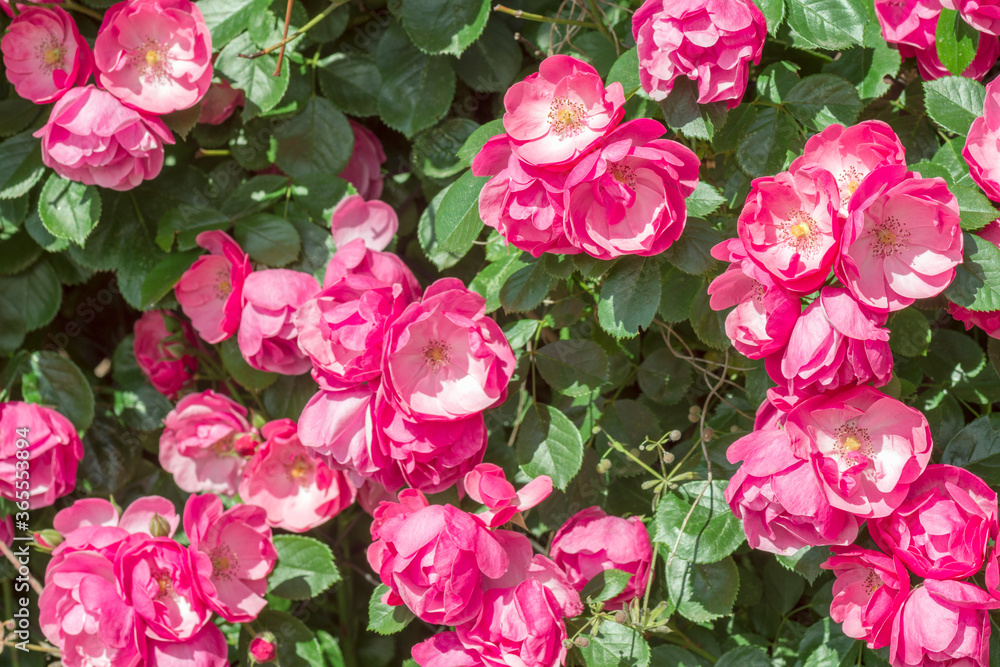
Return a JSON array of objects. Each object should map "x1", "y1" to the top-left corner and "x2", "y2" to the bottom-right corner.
[
  {"x1": 274, "y1": 0, "x2": 295, "y2": 76},
  {"x1": 0, "y1": 541, "x2": 43, "y2": 596},
  {"x1": 2, "y1": 641, "x2": 61, "y2": 655},
  {"x1": 493, "y1": 4, "x2": 598, "y2": 28},
  {"x1": 663, "y1": 629, "x2": 718, "y2": 663},
  {"x1": 584, "y1": 0, "x2": 619, "y2": 54},
  {"x1": 30, "y1": 0, "x2": 103, "y2": 20},
  {"x1": 241, "y1": 0, "x2": 351, "y2": 61}
]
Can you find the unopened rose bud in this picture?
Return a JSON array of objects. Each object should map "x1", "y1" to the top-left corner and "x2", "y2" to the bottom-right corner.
[
  {"x1": 233, "y1": 433, "x2": 260, "y2": 456},
  {"x1": 33, "y1": 529, "x2": 63, "y2": 550},
  {"x1": 148, "y1": 513, "x2": 170, "y2": 538},
  {"x1": 668, "y1": 430, "x2": 681, "y2": 441},
  {"x1": 574, "y1": 636, "x2": 590, "y2": 648},
  {"x1": 662, "y1": 451, "x2": 675, "y2": 464},
  {"x1": 614, "y1": 610, "x2": 627, "y2": 623},
  {"x1": 250, "y1": 635, "x2": 277, "y2": 663}
]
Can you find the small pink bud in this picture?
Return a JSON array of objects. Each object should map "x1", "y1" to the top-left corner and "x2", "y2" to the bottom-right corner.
[{"x1": 250, "y1": 636, "x2": 276, "y2": 663}]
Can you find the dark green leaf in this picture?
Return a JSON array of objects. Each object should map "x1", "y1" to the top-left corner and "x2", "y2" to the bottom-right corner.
[
  {"x1": 0, "y1": 98, "x2": 40, "y2": 138},
  {"x1": 716, "y1": 646, "x2": 770, "y2": 667},
  {"x1": 515, "y1": 402, "x2": 584, "y2": 490},
  {"x1": 757, "y1": 61, "x2": 800, "y2": 105},
  {"x1": 155, "y1": 207, "x2": 230, "y2": 252},
  {"x1": 38, "y1": 174, "x2": 101, "y2": 247},
  {"x1": 737, "y1": 107, "x2": 801, "y2": 178},
  {"x1": 500, "y1": 260, "x2": 554, "y2": 313},
  {"x1": 580, "y1": 569, "x2": 634, "y2": 603},
  {"x1": 240, "y1": 610, "x2": 324, "y2": 667},
  {"x1": 662, "y1": 218, "x2": 723, "y2": 275},
  {"x1": 942, "y1": 413, "x2": 1000, "y2": 484},
  {"x1": 657, "y1": 263, "x2": 703, "y2": 323},
  {"x1": 401, "y1": 0, "x2": 489, "y2": 56},
  {"x1": 598, "y1": 257, "x2": 661, "y2": 338},
  {"x1": 953, "y1": 184, "x2": 999, "y2": 231},
  {"x1": 654, "y1": 481, "x2": 744, "y2": 564},
  {"x1": 28, "y1": 351, "x2": 94, "y2": 431},
  {"x1": 924, "y1": 75, "x2": 987, "y2": 136},
  {"x1": 458, "y1": 119, "x2": 505, "y2": 169},
  {"x1": 776, "y1": 546, "x2": 831, "y2": 585},
  {"x1": 0, "y1": 232, "x2": 41, "y2": 276},
  {"x1": 269, "y1": 535, "x2": 341, "y2": 599},
  {"x1": 666, "y1": 555, "x2": 739, "y2": 623},
  {"x1": 785, "y1": 74, "x2": 863, "y2": 129},
  {"x1": 887, "y1": 308, "x2": 931, "y2": 357},
  {"x1": 274, "y1": 97, "x2": 353, "y2": 181},
  {"x1": 944, "y1": 231, "x2": 1000, "y2": 311},
  {"x1": 535, "y1": 339, "x2": 608, "y2": 397},
  {"x1": 140, "y1": 250, "x2": 201, "y2": 309},
  {"x1": 368, "y1": 584, "x2": 415, "y2": 635},
  {"x1": 318, "y1": 53, "x2": 381, "y2": 117},
  {"x1": 234, "y1": 213, "x2": 301, "y2": 267},
  {"x1": 219, "y1": 338, "x2": 279, "y2": 391},
  {"x1": 0, "y1": 259, "x2": 61, "y2": 334},
  {"x1": 690, "y1": 288, "x2": 729, "y2": 350},
  {"x1": 413, "y1": 119, "x2": 480, "y2": 182},
  {"x1": 659, "y1": 77, "x2": 727, "y2": 141},
  {"x1": 456, "y1": 21, "x2": 523, "y2": 92},
  {"x1": 0, "y1": 131, "x2": 45, "y2": 200},
  {"x1": 936, "y1": 9, "x2": 979, "y2": 77},
  {"x1": 376, "y1": 23, "x2": 456, "y2": 137},
  {"x1": 470, "y1": 253, "x2": 529, "y2": 313},
  {"x1": 638, "y1": 348, "x2": 693, "y2": 405}
]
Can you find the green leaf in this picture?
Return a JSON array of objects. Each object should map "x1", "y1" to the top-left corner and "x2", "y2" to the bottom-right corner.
[
  {"x1": 269, "y1": 535, "x2": 341, "y2": 599},
  {"x1": 456, "y1": 21, "x2": 523, "y2": 92},
  {"x1": 737, "y1": 107, "x2": 801, "y2": 178},
  {"x1": 580, "y1": 569, "x2": 634, "y2": 603},
  {"x1": 274, "y1": 97, "x2": 353, "y2": 181},
  {"x1": 659, "y1": 77, "x2": 727, "y2": 141},
  {"x1": 535, "y1": 340, "x2": 608, "y2": 397},
  {"x1": 776, "y1": 546, "x2": 831, "y2": 585},
  {"x1": 785, "y1": 0, "x2": 868, "y2": 49},
  {"x1": 219, "y1": 338, "x2": 279, "y2": 391},
  {"x1": 859, "y1": 25, "x2": 902, "y2": 99},
  {"x1": 215, "y1": 32, "x2": 290, "y2": 120},
  {"x1": 799, "y1": 618, "x2": 859, "y2": 667},
  {"x1": 598, "y1": 257, "x2": 661, "y2": 338},
  {"x1": 607, "y1": 47, "x2": 640, "y2": 93},
  {"x1": 318, "y1": 52, "x2": 381, "y2": 117},
  {"x1": 942, "y1": 413, "x2": 1000, "y2": 484},
  {"x1": 0, "y1": 232, "x2": 42, "y2": 276},
  {"x1": 657, "y1": 263, "x2": 703, "y2": 323},
  {"x1": 924, "y1": 75, "x2": 987, "y2": 136},
  {"x1": 412, "y1": 118, "x2": 480, "y2": 182},
  {"x1": 0, "y1": 98, "x2": 40, "y2": 139},
  {"x1": 785, "y1": 74, "x2": 863, "y2": 130},
  {"x1": 376, "y1": 23, "x2": 456, "y2": 137},
  {"x1": 757, "y1": 61, "x2": 800, "y2": 105},
  {"x1": 666, "y1": 555, "x2": 740, "y2": 623},
  {"x1": 759, "y1": 0, "x2": 785, "y2": 35},
  {"x1": 38, "y1": 174, "x2": 101, "y2": 247},
  {"x1": 945, "y1": 232, "x2": 1000, "y2": 311},
  {"x1": 654, "y1": 481, "x2": 744, "y2": 564},
  {"x1": 690, "y1": 288, "x2": 729, "y2": 350},
  {"x1": 234, "y1": 213, "x2": 301, "y2": 267},
  {"x1": 887, "y1": 308, "x2": 931, "y2": 358},
  {"x1": 401, "y1": 0, "x2": 489, "y2": 56},
  {"x1": 457, "y1": 119, "x2": 505, "y2": 169},
  {"x1": 240, "y1": 610, "x2": 324, "y2": 667},
  {"x1": 953, "y1": 184, "x2": 999, "y2": 231},
  {"x1": 140, "y1": 250, "x2": 201, "y2": 309},
  {"x1": 637, "y1": 348, "x2": 694, "y2": 405},
  {"x1": 28, "y1": 351, "x2": 94, "y2": 431},
  {"x1": 500, "y1": 260, "x2": 554, "y2": 313},
  {"x1": 661, "y1": 218, "x2": 723, "y2": 275},
  {"x1": 155, "y1": 207, "x2": 229, "y2": 252},
  {"x1": 198, "y1": 0, "x2": 270, "y2": 47},
  {"x1": 0, "y1": 259, "x2": 61, "y2": 334},
  {"x1": 470, "y1": 253, "x2": 529, "y2": 313},
  {"x1": 716, "y1": 646, "x2": 770, "y2": 667},
  {"x1": 577, "y1": 622, "x2": 651, "y2": 667},
  {"x1": 936, "y1": 9, "x2": 979, "y2": 77},
  {"x1": 368, "y1": 584, "x2": 415, "y2": 635},
  {"x1": 0, "y1": 131, "x2": 45, "y2": 200},
  {"x1": 434, "y1": 169, "x2": 487, "y2": 256},
  {"x1": 516, "y1": 402, "x2": 584, "y2": 491},
  {"x1": 685, "y1": 183, "x2": 726, "y2": 218}
]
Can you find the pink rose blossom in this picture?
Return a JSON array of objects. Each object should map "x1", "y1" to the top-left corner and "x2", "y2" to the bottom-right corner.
[
  {"x1": 737, "y1": 166, "x2": 843, "y2": 293},
  {"x1": 183, "y1": 493, "x2": 277, "y2": 623},
  {"x1": 768, "y1": 287, "x2": 892, "y2": 396},
  {"x1": 339, "y1": 119, "x2": 386, "y2": 200},
  {"x1": 133, "y1": 310, "x2": 198, "y2": 399},
  {"x1": 502, "y1": 54, "x2": 625, "y2": 168},
  {"x1": 725, "y1": 428, "x2": 861, "y2": 555},
  {"x1": 238, "y1": 269, "x2": 319, "y2": 375},
  {"x1": 139, "y1": 623, "x2": 229, "y2": 667},
  {"x1": 785, "y1": 385, "x2": 933, "y2": 518},
  {"x1": 955, "y1": 0, "x2": 1000, "y2": 34},
  {"x1": 198, "y1": 81, "x2": 243, "y2": 125},
  {"x1": 874, "y1": 0, "x2": 941, "y2": 50},
  {"x1": 294, "y1": 273, "x2": 411, "y2": 390},
  {"x1": 548, "y1": 506, "x2": 653, "y2": 610},
  {"x1": 463, "y1": 463, "x2": 553, "y2": 528},
  {"x1": 870, "y1": 464, "x2": 999, "y2": 580},
  {"x1": 633, "y1": 0, "x2": 766, "y2": 108},
  {"x1": 298, "y1": 386, "x2": 375, "y2": 481},
  {"x1": 789, "y1": 121, "x2": 906, "y2": 215},
  {"x1": 381, "y1": 278, "x2": 516, "y2": 420},
  {"x1": 0, "y1": 516, "x2": 11, "y2": 546},
  {"x1": 249, "y1": 636, "x2": 277, "y2": 663},
  {"x1": 367, "y1": 489, "x2": 510, "y2": 625},
  {"x1": 965, "y1": 76, "x2": 1000, "y2": 203},
  {"x1": 238, "y1": 419, "x2": 357, "y2": 532},
  {"x1": 902, "y1": 38, "x2": 1000, "y2": 81},
  {"x1": 115, "y1": 533, "x2": 213, "y2": 642},
  {"x1": 39, "y1": 551, "x2": 141, "y2": 667},
  {"x1": 158, "y1": 390, "x2": 257, "y2": 495},
  {"x1": 564, "y1": 118, "x2": 701, "y2": 259},
  {"x1": 822, "y1": 546, "x2": 910, "y2": 649},
  {"x1": 94, "y1": 0, "x2": 212, "y2": 114},
  {"x1": 329, "y1": 194, "x2": 398, "y2": 252},
  {"x1": 357, "y1": 479, "x2": 395, "y2": 516},
  {"x1": 837, "y1": 165, "x2": 962, "y2": 312},
  {"x1": 708, "y1": 238, "x2": 801, "y2": 359},
  {"x1": 0, "y1": 402, "x2": 82, "y2": 509},
  {"x1": 34, "y1": 85, "x2": 174, "y2": 191},
  {"x1": 175, "y1": 230, "x2": 252, "y2": 345},
  {"x1": 322, "y1": 238, "x2": 421, "y2": 300},
  {"x1": 889, "y1": 580, "x2": 1000, "y2": 667},
  {"x1": 1, "y1": 6, "x2": 92, "y2": 104}
]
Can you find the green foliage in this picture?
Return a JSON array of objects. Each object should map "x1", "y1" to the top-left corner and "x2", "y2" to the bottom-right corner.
[{"x1": 269, "y1": 535, "x2": 342, "y2": 600}]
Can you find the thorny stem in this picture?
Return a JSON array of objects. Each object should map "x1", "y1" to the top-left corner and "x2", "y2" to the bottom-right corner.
[
  {"x1": 241, "y1": 0, "x2": 351, "y2": 63},
  {"x1": 493, "y1": 4, "x2": 598, "y2": 28}
]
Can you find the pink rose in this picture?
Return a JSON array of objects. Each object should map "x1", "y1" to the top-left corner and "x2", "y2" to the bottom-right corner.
[
  {"x1": 955, "y1": 0, "x2": 1000, "y2": 35},
  {"x1": 548, "y1": 506, "x2": 652, "y2": 610},
  {"x1": 139, "y1": 623, "x2": 229, "y2": 667},
  {"x1": 0, "y1": 402, "x2": 82, "y2": 510},
  {"x1": 298, "y1": 386, "x2": 375, "y2": 480},
  {"x1": 708, "y1": 238, "x2": 802, "y2": 359},
  {"x1": 34, "y1": 85, "x2": 174, "y2": 191},
  {"x1": 902, "y1": 38, "x2": 1000, "y2": 81},
  {"x1": 785, "y1": 385, "x2": 933, "y2": 518},
  {"x1": 870, "y1": 465, "x2": 999, "y2": 580},
  {"x1": 633, "y1": 0, "x2": 766, "y2": 108},
  {"x1": 238, "y1": 419, "x2": 357, "y2": 532},
  {"x1": 366, "y1": 489, "x2": 510, "y2": 625},
  {"x1": 198, "y1": 81, "x2": 244, "y2": 125},
  {"x1": 238, "y1": 269, "x2": 319, "y2": 375},
  {"x1": 789, "y1": 121, "x2": 906, "y2": 215},
  {"x1": 726, "y1": 428, "x2": 861, "y2": 555},
  {"x1": 889, "y1": 580, "x2": 1000, "y2": 667},
  {"x1": 293, "y1": 273, "x2": 411, "y2": 390},
  {"x1": 94, "y1": 0, "x2": 212, "y2": 114},
  {"x1": 322, "y1": 238, "x2": 421, "y2": 301},
  {"x1": 339, "y1": 119, "x2": 386, "y2": 200},
  {"x1": 0, "y1": 516, "x2": 11, "y2": 546},
  {"x1": 949, "y1": 302, "x2": 1000, "y2": 338},
  {"x1": 1, "y1": 6, "x2": 91, "y2": 104},
  {"x1": 175, "y1": 230, "x2": 252, "y2": 345},
  {"x1": 502, "y1": 55, "x2": 625, "y2": 168},
  {"x1": 329, "y1": 194, "x2": 398, "y2": 252},
  {"x1": 115, "y1": 533, "x2": 213, "y2": 642},
  {"x1": 965, "y1": 76, "x2": 1000, "y2": 203},
  {"x1": 768, "y1": 287, "x2": 892, "y2": 396},
  {"x1": 463, "y1": 463, "x2": 552, "y2": 528},
  {"x1": 133, "y1": 310, "x2": 198, "y2": 399},
  {"x1": 183, "y1": 493, "x2": 277, "y2": 623},
  {"x1": 874, "y1": 0, "x2": 941, "y2": 49},
  {"x1": 381, "y1": 278, "x2": 516, "y2": 420},
  {"x1": 737, "y1": 166, "x2": 843, "y2": 293},
  {"x1": 822, "y1": 546, "x2": 910, "y2": 649},
  {"x1": 249, "y1": 636, "x2": 277, "y2": 663},
  {"x1": 159, "y1": 390, "x2": 257, "y2": 495},
  {"x1": 564, "y1": 119, "x2": 701, "y2": 259},
  {"x1": 40, "y1": 551, "x2": 141, "y2": 667},
  {"x1": 837, "y1": 165, "x2": 962, "y2": 312},
  {"x1": 473, "y1": 134, "x2": 578, "y2": 257}
]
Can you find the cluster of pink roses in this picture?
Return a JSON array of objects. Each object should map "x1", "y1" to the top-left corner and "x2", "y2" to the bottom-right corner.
[
  {"x1": 38, "y1": 493, "x2": 276, "y2": 666},
  {"x1": 874, "y1": 0, "x2": 1000, "y2": 80},
  {"x1": 0, "y1": 401, "x2": 83, "y2": 510},
  {"x1": 472, "y1": 54, "x2": 700, "y2": 259},
  {"x1": 367, "y1": 464, "x2": 652, "y2": 667}
]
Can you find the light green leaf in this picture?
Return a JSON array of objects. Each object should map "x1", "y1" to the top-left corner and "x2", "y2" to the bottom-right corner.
[
  {"x1": 785, "y1": 0, "x2": 868, "y2": 49},
  {"x1": 936, "y1": 8, "x2": 979, "y2": 77},
  {"x1": 140, "y1": 250, "x2": 201, "y2": 309},
  {"x1": 924, "y1": 75, "x2": 987, "y2": 136},
  {"x1": 944, "y1": 231, "x2": 1000, "y2": 311},
  {"x1": 38, "y1": 174, "x2": 101, "y2": 247},
  {"x1": 666, "y1": 555, "x2": 740, "y2": 623},
  {"x1": 654, "y1": 481, "x2": 744, "y2": 564},
  {"x1": 434, "y1": 169, "x2": 488, "y2": 256},
  {"x1": 269, "y1": 535, "x2": 341, "y2": 600},
  {"x1": 215, "y1": 32, "x2": 290, "y2": 120},
  {"x1": 516, "y1": 402, "x2": 584, "y2": 490},
  {"x1": 368, "y1": 584, "x2": 415, "y2": 635},
  {"x1": 577, "y1": 622, "x2": 651, "y2": 667},
  {"x1": 0, "y1": 131, "x2": 45, "y2": 200}
]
